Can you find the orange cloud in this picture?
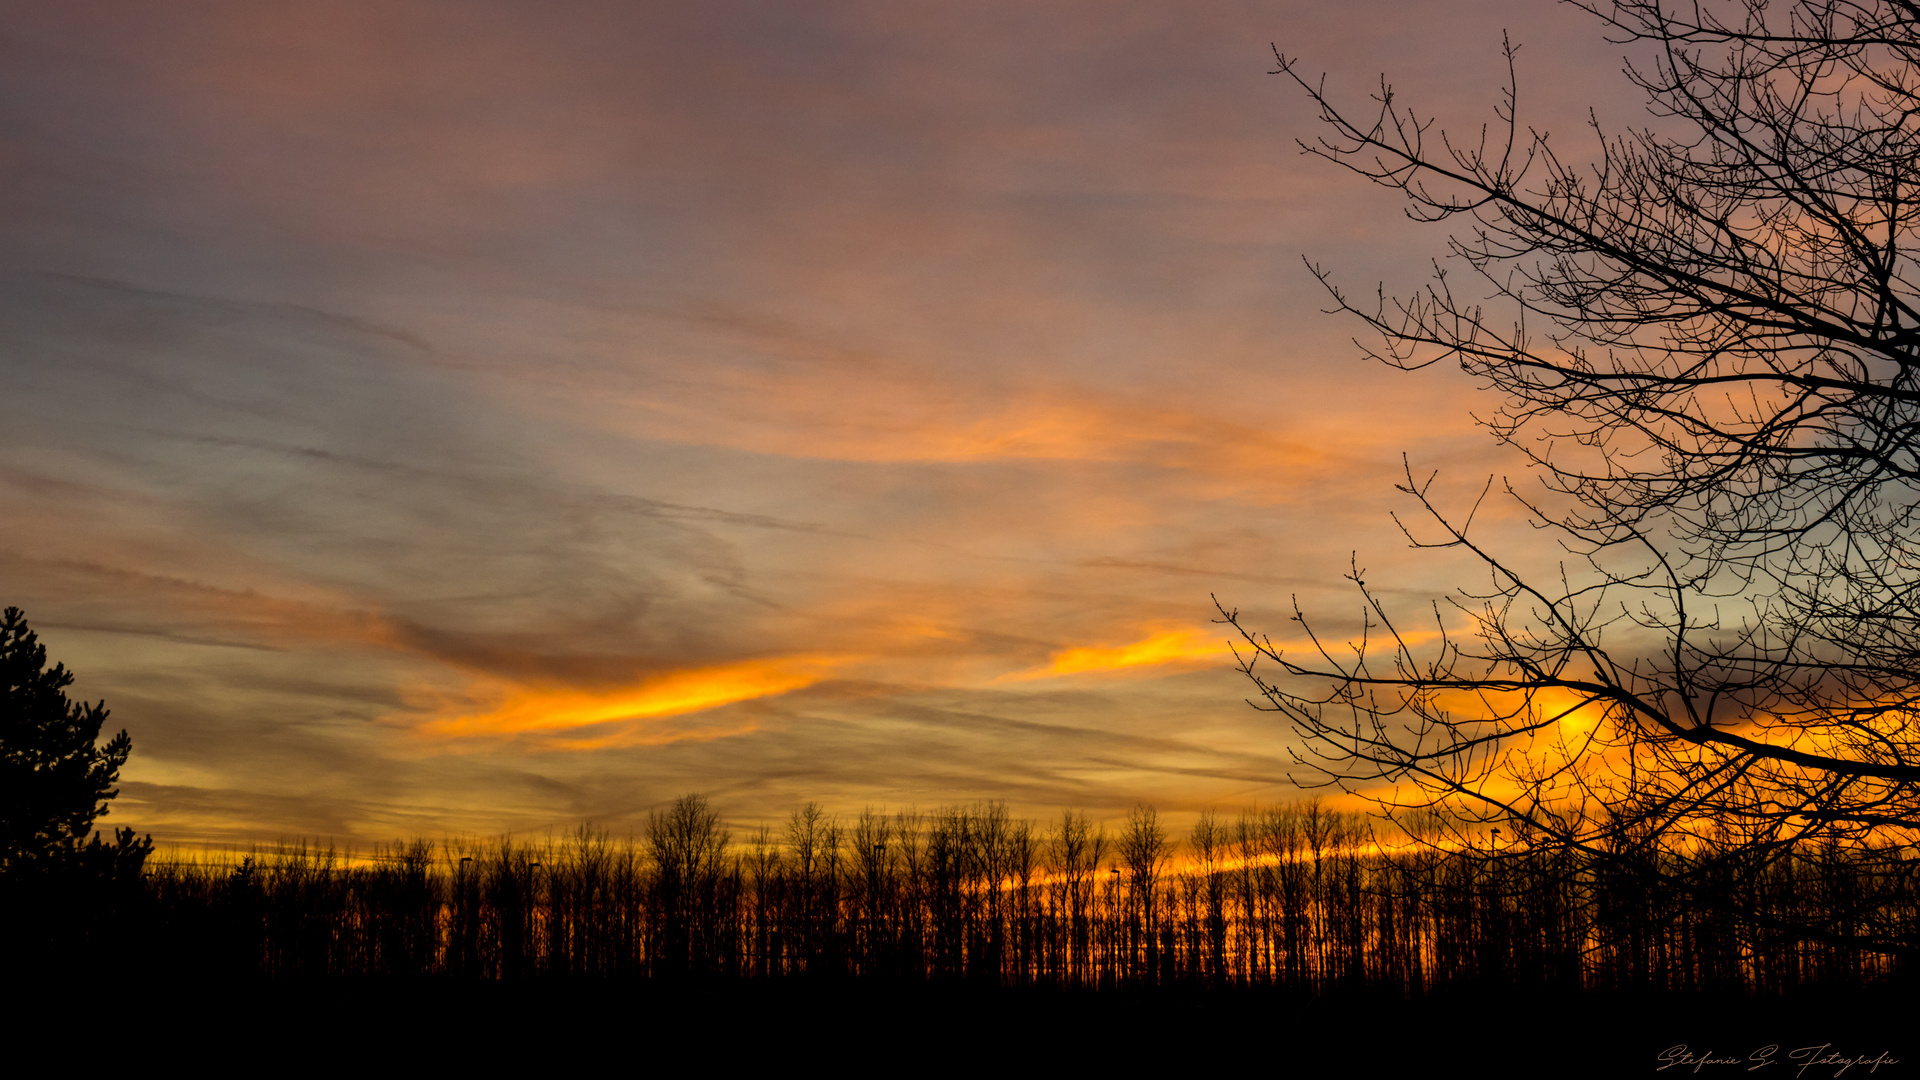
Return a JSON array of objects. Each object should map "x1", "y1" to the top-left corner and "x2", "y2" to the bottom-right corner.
[
  {"x1": 555, "y1": 365, "x2": 1356, "y2": 481},
  {"x1": 417, "y1": 656, "x2": 839, "y2": 743},
  {"x1": 1002, "y1": 627, "x2": 1231, "y2": 682}
]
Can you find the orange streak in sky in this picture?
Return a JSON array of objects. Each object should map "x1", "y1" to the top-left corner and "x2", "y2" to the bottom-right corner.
[
  {"x1": 419, "y1": 657, "x2": 834, "y2": 740},
  {"x1": 1002, "y1": 628, "x2": 1230, "y2": 682}
]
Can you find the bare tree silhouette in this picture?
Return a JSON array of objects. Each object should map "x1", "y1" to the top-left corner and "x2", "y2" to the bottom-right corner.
[
  {"x1": 1047, "y1": 809, "x2": 1107, "y2": 984},
  {"x1": 646, "y1": 793, "x2": 732, "y2": 977},
  {"x1": 1226, "y1": 0, "x2": 1920, "y2": 954},
  {"x1": 1117, "y1": 804, "x2": 1170, "y2": 984}
]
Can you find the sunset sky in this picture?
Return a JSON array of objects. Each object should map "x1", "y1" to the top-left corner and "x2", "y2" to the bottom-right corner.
[{"x1": 1, "y1": 1, "x2": 1652, "y2": 847}]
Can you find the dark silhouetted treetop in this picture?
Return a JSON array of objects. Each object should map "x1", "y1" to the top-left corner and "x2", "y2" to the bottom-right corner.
[{"x1": 1, "y1": 606, "x2": 133, "y2": 871}]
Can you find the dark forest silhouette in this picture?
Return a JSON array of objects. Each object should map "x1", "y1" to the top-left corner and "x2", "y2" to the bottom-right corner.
[{"x1": 117, "y1": 795, "x2": 1915, "y2": 992}]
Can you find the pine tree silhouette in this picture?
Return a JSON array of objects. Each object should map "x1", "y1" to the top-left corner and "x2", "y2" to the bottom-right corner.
[{"x1": 0, "y1": 606, "x2": 140, "y2": 871}]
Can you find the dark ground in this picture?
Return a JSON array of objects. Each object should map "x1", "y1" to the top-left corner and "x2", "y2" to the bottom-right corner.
[{"x1": 26, "y1": 979, "x2": 1910, "y2": 1075}]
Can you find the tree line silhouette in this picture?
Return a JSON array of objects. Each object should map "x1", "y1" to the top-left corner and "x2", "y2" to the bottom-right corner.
[{"x1": 118, "y1": 794, "x2": 1917, "y2": 991}]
